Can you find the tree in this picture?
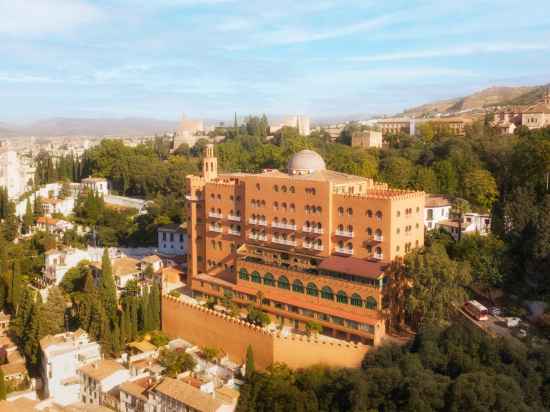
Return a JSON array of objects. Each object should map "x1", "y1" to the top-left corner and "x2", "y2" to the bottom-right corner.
[
  {"x1": 23, "y1": 295, "x2": 43, "y2": 367},
  {"x1": 41, "y1": 286, "x2": 66, "y2": 336},
  {"x1": 202, "y1": 347, "x2": 220, "y2": 363},
  {"x1": 0, "y1": 368, "x2": 6, "y2": 400},
  {"x1": 305, "y1": 321, "x2": 322, "y2": 337},
  {"x1": 451, "y1": 198, "x2": 470, "y2": 241},
  {"x1": 99, "y1": 249, "x2": 117, "y2": 324},
  {"x1": 33, "y1": 196, "x2": 43, "y2": 219},
  {"x1": 463, "y1": 169, "x2": 498, "y2": 210},
  {"x1": 159, "y1": 349, "x2": 196, "y2": 377},
  {"x1": 149, "y1": 283, "x2": 161, "y2": 331},
  {"x1": 246, "y1": 307, "x2": 270, "y2": 327},
  {"x1": 245, "y1": 345, "x2": 255, "y2": 380},
  {"x1": 381, "y1": 156, "x2": 415, "y2": 188},
  {"x1": 405, "y1": 243, "x2": 471, "y2": 327},
  {"x1": 22, "y1": 200, "x2": 33, "y2": 235}
]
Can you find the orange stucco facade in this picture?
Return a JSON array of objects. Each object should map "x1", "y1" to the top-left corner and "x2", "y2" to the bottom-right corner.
[
  {"x1": 175, "y1": 146, "x2": 424, "y2": 350},
  {"x1": 162, "y1": 295, "x2": 369, "y2": 370}
]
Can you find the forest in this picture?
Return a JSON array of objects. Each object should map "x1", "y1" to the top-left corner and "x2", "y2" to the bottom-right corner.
[{"x1": 236, "y1": 322, "x2": 550, "y2": 412}]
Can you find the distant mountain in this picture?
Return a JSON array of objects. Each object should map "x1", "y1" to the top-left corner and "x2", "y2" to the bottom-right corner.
[
  {"x1": 0, "y1": 117, "x2": 178, "y2": 138},
  {"x1": 402, "y1": 84, "x2": 549, "y2": 117}
]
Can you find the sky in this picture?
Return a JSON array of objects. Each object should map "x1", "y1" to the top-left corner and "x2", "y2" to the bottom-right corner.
[{"x1": 1, "y1": 0, "x2": 550, "y2": 123}]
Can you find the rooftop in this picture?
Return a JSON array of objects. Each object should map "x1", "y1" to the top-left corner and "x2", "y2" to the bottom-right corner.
[
  {"x1": 119, "y1": 377, "x2": 151, "y2": 401},
  {"x1": 78, "y1": 359, "x2": 125, "y2": 381},
  {"x1": 0, "y1": 361, "x2": 27, "y2": 376},
  {"x1": 154, "y1": 378, "x2": 224, "y2": 412},
  {"x1": 526, "y1": 103, "x2": 550, "y2": 114},
  {"x1": 425, "y1": 195, "x2": 451, "y2": 208},
  {"x1": 318, "y1": 256, "x2": 387, "y2": 280},
  {"x1": 158, "y1": 223, "x2": 186, "y2": 233}
]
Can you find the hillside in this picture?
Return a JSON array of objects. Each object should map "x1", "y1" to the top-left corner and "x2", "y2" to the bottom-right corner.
[
  {"x1": 0, "y1": 117, "x2": 178, "y2": 138},
  {"x1": 402, "y1": 84, "x2": 549, "y2": 117}
]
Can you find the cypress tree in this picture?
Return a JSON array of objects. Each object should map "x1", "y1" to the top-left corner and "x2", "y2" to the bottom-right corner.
[
  {"x1": 130, "y1": 297, "x2": 138, "y2": 340},
  {"x1": 41, "y1": 286, "x2": 66, "y2": 335},
  {"x1": 150, "y1": 283, "x2": 160, "y2": 330},
  {"x1": 99, "y1": 249, "x2": 117, "y2": 324},
  {"x1": 23, "y1": 295, "x2": 42, "y2": 367},
  {"x1": 22, "y1": 199, "x2": 33, "y2": 234},
  {"x1": 140, "y1": 286, "x2": 151, "y2": 332},
  {"x1": 0, "y1": 368, "x2": 6, "y2": 400},
  {"x1": 119, "y1": 310, "x2": 128, "y2": 347},
  {"x1": 33, "y1": 195, "x2": 44, "y2": 219},
  {"x1": 10, "y1": 260, "x2": 23, "y2": 312},
  {"x1": 245, "y1": 345, "x2": 255, "y2": 380},
  {"x1": 78, "y1": 272, "x2": 96, "y2": 330},
  {"x1": 11, "y1": 289, "x2": 33, "y2": 340}
]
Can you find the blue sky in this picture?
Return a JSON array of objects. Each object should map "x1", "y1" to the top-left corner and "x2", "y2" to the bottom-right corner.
[{"x1": 1, "y1": 0, "x2": 550, "y2": 122}]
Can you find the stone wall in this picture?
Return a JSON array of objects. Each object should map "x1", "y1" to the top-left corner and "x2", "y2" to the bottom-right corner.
[{"x1": 162, "y1": 295, "x2": 368, "y2": 370}]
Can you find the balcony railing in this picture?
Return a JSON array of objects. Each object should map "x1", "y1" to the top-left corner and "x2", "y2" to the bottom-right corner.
[
  {"x1": 303, "y1": 242, "x2": 324, "y2": 251},
  {"x1": 374, "y1": 235, "x2": 383, "y2": 242},
  {"x1": 272, "y1": 222, "x2": 297, "y2": 230},
  {"x1": 209, "y1": 226, "x2": 224, "y2": 233},
  {"x1": 227, "y1": 215, "x2": 241, "y2": 222},
  {"x1": 229, "y1": 230, "x2": 241, "y2": 236},
  {"x1": 335, "y1": 230, "x2": 354, "y2": 238},
  {"x1": 248, "y1": 233, "x2": 267, "y2": 241},
  {"x1": 208, "y1": 212, "x2": 224, "y2": 219},
  {"x1": 272, "y1": 238, "x2": 297, "y2": 247},
  {"x1": 374, "y1": 253, "x2": 384, "y2": 260},
  {"x1": 336, "y1": 247, "x2": 354, "y2": 255},
  {"x1": 303, "y1": 226, "x2": 324, "y2": 234}
]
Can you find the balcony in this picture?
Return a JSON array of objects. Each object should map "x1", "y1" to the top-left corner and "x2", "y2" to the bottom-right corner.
[
  {"x1": 335, "y1": 247, "x2": 354, "y2": 255},
  {"x1": 303, "y1": 242, "x2": 324, "y2": 251},
  {"x1": 374, "y1": 253, "x2": 384, "y2": 260},
  {"x1": 374, "y1": 235, "x2": 383, "y2": 242},
  {"x1": 335, "y1": 230, "x2": 354, "y2": 238},
  {"x1": 272, "y1": 222, "x2": 297, "y2": 230},
  {"x1": 272, "y1": 238, "x2": 297, "y2": 247},
  {"x1": 229, "y1": 230, "x2": 241, "y2": 236},
  {"x1": 303, "y1": 226, "x2": 324, "y2": 234},
  {"x1": 248, "y1": 233, "x2": 267, "y2": 241},
  {"x1": 248, "y1": 218, "x2": 257, "y2": 224},
  {"x1": 208, "y1": 212, "x2": 224, "y2": 219},
  {"x1": 209, "y1": 225, "x2": 224, "y2": 233},
  {"x1": 227, "y1": 215, "x2": 241, "y2": 222}
]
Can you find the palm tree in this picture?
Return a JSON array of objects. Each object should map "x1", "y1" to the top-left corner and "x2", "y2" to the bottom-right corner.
[{"x1": 452, "y1": 198, "x2": 471, "y2": 241}]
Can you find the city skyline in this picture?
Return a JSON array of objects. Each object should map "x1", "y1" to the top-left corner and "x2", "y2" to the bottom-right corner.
[{"x1": 1, "y1": 0, "x2": 550, "y2": 121}]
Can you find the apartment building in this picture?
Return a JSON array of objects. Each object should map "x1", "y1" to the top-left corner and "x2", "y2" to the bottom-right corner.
[
  {"x1": 351, "y1": 130, "x2": 383, "y2": 149},
  {"x1": 424, "y1": 195, "x2": 452, "y2": 230},
  {"x1": 184, "y1": 145, "x2": 425, "y2": 345},
  {"x1": 78, "y1": 360, "x2": 130, "y2": 406},
  {"x1": 158, "y1": 224, "x2": 187, "y2": 256},
  {"x1": 40, "y1": 330, "x2": 101, "y2": 406}
]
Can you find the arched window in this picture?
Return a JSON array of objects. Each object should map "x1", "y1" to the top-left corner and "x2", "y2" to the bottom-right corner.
[
  {"x1": 278, "y1": 276, "x2": 290, "y2": 290},
  {"x1": 239, "y1": 268, "x2": 249, "y2": 280},
  {"x1": 317, "y1": 222, "x2": 322, "y2": 229},
  {"x1": 290, "y1": 186, "x2": 295, "y2": 193},
  {"x1": 292, "y1": 280, "x2": 304, "y2": 293},
  {"x1": 375, "y1": 229, "x2": 382, "y2": 237},
  {"x1": 274, "y1": 202, "x2": 279, "y2": 209},
  {"x1": 264, "y1": 272, "x2": 275, "y2": 286},
  {"x1": 274, "y1": 185, "x2": 279, "y2": 192},
  {"x1": 282, "y1": 186, "x2": 287, "y2": 193},
  {"x1": 317, "y1": 206, "x2": 322, "y2": 213},
  {"x1": 347, "y1": 242, "x2": 353, "y2": 251},
  {"x1": 251, "y1": 271, "x2": 261, "y2": 283},
  {"x1": 321, "y1": 286, "x2": 334, "y2": 300},
  {"x1": 306, "y1": 283, "x2": 318, "y2": 296},
  {"x1": 338, "y1": 224, "x2": 344, "y2": 231},
  {"x1": 347, "y1": 208, "x2": 353, "y2": 216},
  {"x1": 338, "y1": 240, "x2": 344, "y2": 249},
  {"x1": 366, "y1": 296, "x2": 377, "y2": 309},
  {"x1": 351, "y1": 293, "x2": 362, "y2": 307},
  {"x1": 367, "y1": 209, "x2": 373, "y2": 218},
  {"x1": 347, "y1": 225, "x2": 353, "y2": 233},
  {"x1": 338, "y1": 207, "x2": 344, "y2": 216},
  {"x1": 367, "y1": 227, "x2": 373, "y2": 236},
  {"x1": 376, "y1": 211, "x2": 383, "y2": 220},
  {"x1": 316, "y1": 239, "x2": 322, "y2": 247},
  {"x1": 336, "y1": 290, "x2": 348, "y2": 304},
  {"x1": 375, "y1": 247, "x2": 382, "y2": 255}
]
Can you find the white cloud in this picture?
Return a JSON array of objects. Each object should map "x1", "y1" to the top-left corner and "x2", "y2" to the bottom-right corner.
[
  {"x1": 0, "y1": 72, "x2": 58, "y2": 83},
  {"x1": 346, "y1": 43, "x2": 550, "y2": 62},
  {"x1": 0, "y1": 0, "x2": 101, "y2": 36}
]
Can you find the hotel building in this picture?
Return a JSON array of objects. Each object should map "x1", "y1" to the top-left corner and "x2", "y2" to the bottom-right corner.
[{"x1": 185, "y1": 145, "x2": 424, "y2": 345}]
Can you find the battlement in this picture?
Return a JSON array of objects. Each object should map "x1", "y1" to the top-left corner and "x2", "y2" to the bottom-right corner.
[
  {"x1": 335, "y1": 188, "x2": 425, "y2": 201},
  {"x1": 162, "y1": 294, "x2": 368, "y2": 369}
]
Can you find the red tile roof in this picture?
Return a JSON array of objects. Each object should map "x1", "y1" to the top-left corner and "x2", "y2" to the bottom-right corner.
[{"x1": 318, "y1": 256, "x2": 387, "y2": 280}]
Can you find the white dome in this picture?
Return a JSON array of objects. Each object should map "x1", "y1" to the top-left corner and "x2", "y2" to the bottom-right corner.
[{"x1": 287, "y1": 150, "x2": 326, "y2": 175}]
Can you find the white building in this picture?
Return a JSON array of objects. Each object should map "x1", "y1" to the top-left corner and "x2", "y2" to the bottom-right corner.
[
  {"x1": 78, "y1": 359, "x2": 130, "y2": 406},
  {"x1": 0, "y1": 142, "x2": 28, "y2": 199},
  {"x1": 158, "y1": 224, "x2": 187, "y2": 256},
  {"x1": 146, "y1": 377, "x2": 236, "y2": 412},
  {"x1": 81, "y1": 177, "x2": 109, "y2": 197},
  {"x1": 43, "y1": 247, "x2": 111, "y2": 285},
  {"x1": 424, "y1": 195, "x2": 452, "y2": 230},
  {"x1": 271, "y1": 115, "x2": 311, "y2": 136},
  {"x1": 438, "y1": 212, "x2": 492, "y2": 240},
  {"x1": 41, "y1": 196, "x2": 76, "y2": 217},
  {"x1": 40, "y1": 330, "x2": 101, "y2": 406}
]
